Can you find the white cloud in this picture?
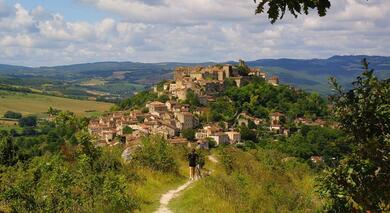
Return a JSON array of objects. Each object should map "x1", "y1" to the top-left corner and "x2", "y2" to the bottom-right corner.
[{"x1": 0, "y1": 0, "x2": 389, "y2": 66}]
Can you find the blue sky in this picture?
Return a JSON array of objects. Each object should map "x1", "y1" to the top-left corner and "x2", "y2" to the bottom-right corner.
[
  {"x1": 0, "y1": 0, "x2": 389, "y2": 66},
  {"x1": 10, "y1": 0, "x2": 111, "y2": 21}
]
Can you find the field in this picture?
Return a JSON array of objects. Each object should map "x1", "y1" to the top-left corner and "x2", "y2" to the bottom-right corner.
[{"x1": 0, "y1": 90, "x2": 113, "y2": 117}]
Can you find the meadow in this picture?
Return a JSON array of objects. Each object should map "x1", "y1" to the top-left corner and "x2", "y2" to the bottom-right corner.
[
  {"x1": 170, "y1": 148, "x2": 323, "y2": 212},
  {"x1": 0, "y1": 90, "x2": 113, "y2": 117}
]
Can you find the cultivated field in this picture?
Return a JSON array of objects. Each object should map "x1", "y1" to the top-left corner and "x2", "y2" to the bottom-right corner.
[{"x1": 0, "y1": 90, "x2": 113, "y2": 117}]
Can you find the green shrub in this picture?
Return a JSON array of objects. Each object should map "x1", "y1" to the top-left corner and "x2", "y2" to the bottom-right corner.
[
  {"x1": 3, "y1": 111, "x2": 22, "y2": 119},
  {"x1": 182, "y1": 129, "x2": 195, "y2": 141},
  {"x1": 122, "y1": 126, "x2": 134, "y2": 134},
  {"x1": 18, "y1": 116, "x2": 37, "y2": 127},
  {"x1": 133, "y1": 136, "x2": 178, "y2": 173}
]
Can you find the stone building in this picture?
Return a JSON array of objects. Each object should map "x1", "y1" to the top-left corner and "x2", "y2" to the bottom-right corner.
[
  {"x1": 268, "y1": 76, "x2": 280, "y2": 86},
  {"x1": 175, "y1": 112, "x2": 194, "y2": 130}
]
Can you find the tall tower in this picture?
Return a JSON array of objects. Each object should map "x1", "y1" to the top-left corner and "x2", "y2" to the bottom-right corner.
[{"x1": 223, "y1": 65, "x2": 232, "y2": 78}]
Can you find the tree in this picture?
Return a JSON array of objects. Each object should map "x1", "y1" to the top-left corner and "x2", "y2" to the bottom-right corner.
[
  {"x1": 239, "y1": 125, "x2": 257, "y2": 142},
  {"x1": 18, "y1": 115, "x2": 37, "y2": 127},
  {"x1": 318, "y1": 59, "x2": 390, "y2": 212},
  {"x1": 254, "y1": 0, "x2": 331, "y2": 24},
  {"x1": 185, "y1": 89, "x2": 201, "y2": 107},
  {"x1": 117, "y1": 91, "x2": 158, "y2": 110},
  {"x1": 47, "y1": 107, "x2": 61, "y2": 116},
  {"x1": 123, "y1": 126, "x2": 134, "y2": 134},
  {"x1": 182, "y1": 129, "x2": 196, "y2": 141},
  {"x1": 3, "y1": 111, "x2": 22, "y2": 119},
  {"x1": 158, "y1": 94, "x2": 169, "y2": 103},
  {"x1": 133, "y1": 136, "x2": 178, "y2": 173},
  {"x1": 0, "y1": 137, "x2": 18, "y2": 166}
]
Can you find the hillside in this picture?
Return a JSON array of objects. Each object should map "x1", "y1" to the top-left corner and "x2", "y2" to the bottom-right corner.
[
  {"x1": 0, "y1": 61, "x2": 388, "y2": 212},
  {"x1": 246, "y1": 55, "x2": 390, "y2": 94},
  {"x1": 0, "y1": 90, "x2": 113, "y2": 117},
  {"x1": 0, "y1": 55, "x2": 389, "y2": 96}
]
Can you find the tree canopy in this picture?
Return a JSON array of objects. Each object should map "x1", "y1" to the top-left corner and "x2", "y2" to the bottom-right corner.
[
  {"x1": 254, "y1": 0, "x2": 331, "y2": 23},
  {"x1": 318, "y1": 59, "x2": 390, "y2": 212}
]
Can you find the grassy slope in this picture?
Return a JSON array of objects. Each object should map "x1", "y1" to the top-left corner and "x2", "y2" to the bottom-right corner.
[
  {"x1": 0, "y1": 90, "x2": 113, "y2": 117},
  {"x1": 135, "y1": 145, "x2": 190, "y2": 213},
  {"x1": 169, "y1": 148, "x2": 323, "y2": 213}
]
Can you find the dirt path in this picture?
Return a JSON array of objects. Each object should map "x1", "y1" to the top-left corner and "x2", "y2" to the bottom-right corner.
[
  {"x1": 155, "y1": 180, "x2": 194, "y2": 213},
  {"x1": 154, "y1": 155, "x2": 218, "y2": 213},
  {"x1": 208, "y1": 155, "x2": 219, "y2": 163}
]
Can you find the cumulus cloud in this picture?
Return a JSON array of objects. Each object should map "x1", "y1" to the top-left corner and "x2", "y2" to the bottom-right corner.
[
  {"x1": 79, "y1": 0, "x2": 253, "y2": 24},
  {"x1": 0, "y1": 0, "x2": 389, "y2": 66}
]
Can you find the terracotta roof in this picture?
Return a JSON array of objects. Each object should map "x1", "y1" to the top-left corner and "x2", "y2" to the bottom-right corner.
[
  {"x1": 148, "y1": 101, "x2": 165, "y2": 105},
  {"x1": 272, "y1": 112, "x2": 284, "y2": 116}
]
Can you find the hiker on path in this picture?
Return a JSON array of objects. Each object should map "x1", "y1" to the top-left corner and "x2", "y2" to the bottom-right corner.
[{"x1": 187, "y1": 149, "x2": 198, "y2": 181}]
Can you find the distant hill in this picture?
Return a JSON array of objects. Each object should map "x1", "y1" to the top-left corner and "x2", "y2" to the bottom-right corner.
[
  {"x1": 0, "y1": 55, "x2": 389, "y2": 95},
  {"x1": 248, "y1": 55, "x2": 390, "y2": 94}
]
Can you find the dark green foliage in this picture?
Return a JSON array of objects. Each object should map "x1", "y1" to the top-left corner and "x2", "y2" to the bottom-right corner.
[
  {"x1": 208, "y1": 77, "x2": 328, "y2": 125},
  {"x1": 223, "y1": 79, "x2": 237, "y2": 90},
  {"x1": 209, "y1": 97, "x2": 237, "y2": 122},
  {"x1": 133, "y1": 136, "x2": 178, "y2": 173},
  {"x1": 47, "y1": 107, "x2": 61, "y2": 116},
  {"x1": 123, "y1": 126, "x2": 134, "y2": 134},
  {"x1": 156, "y1": 80, "x2": 168, "y2": 91},
  {"x1": 267, "y1": 126, "x2": 348, "y2": 162},
  {"x1": 236, "y1": 66, "x2": 250, "y2": 76},
  {"x1": 158, "y1": 94, "x2": 170, "y2": 103},
  {"x1": 3, "y1": 111, "x2": 22, "y2": 119},
  {"x1": 318, "y1": 59, "x2": 390, "y2": 212},
  {"x1": 0, "y1": 84, "x2": 33, "y2": 93},
  {"x1": 185, "y1": 89, "x2": 201, "y2": 107},
  {"x1": 116, "y1": 91, "x2": 158, "y2": 110},
  {"x1": 0, "y1": 111, "x2": 141, "y2": 212},
  {"x1": 224, "y1": 79, "x2": 327, "y2": 119},
  {"x1": 239, "y1": 125, "x2": 257, "y2": 142},
  {"x1": 254, "y1": 0, "x2": 331, "y2": 24},
  {"x1": 18, "y1": 115, "x2": 37, "y2": 127},
  {"x1": 22, "y1": 127, "x2": 36, "y2": 136},
  {"x1": 206, "y1": 137, "x2": 217, "y2": 148},
  {"x1": 141, "y1": 107, "x2": 149, "y2": 113},
  {"x1": 0, "y1": 137, "x2": 18, "y2": 166},
  {"x1": 182, "y1": 129, "x2": 196, "y2": 141}
]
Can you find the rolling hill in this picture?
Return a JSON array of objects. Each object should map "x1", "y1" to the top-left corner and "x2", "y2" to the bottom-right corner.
[{"x1": 0, "y1": 55, "x2": 389, "y2": 95}]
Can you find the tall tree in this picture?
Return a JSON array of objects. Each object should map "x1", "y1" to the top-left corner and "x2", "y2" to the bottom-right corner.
[
  {"x1": 0, "y1": 137, "x2": 18, "y2": 166},
  {"x1": 318, "y1": 59, "x2": 390, "y2": 212}
]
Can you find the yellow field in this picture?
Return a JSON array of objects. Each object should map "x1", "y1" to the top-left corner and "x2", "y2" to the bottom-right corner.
[
  {"x1": 0, "y1": 91, "x2": 113, "y2": 117},
  {"x1": 79, "y1": 79, "x2": 106, "y2": 86}
]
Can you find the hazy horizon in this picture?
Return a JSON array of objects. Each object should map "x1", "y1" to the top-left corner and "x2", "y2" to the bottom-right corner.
[
  {"x1": 1, "y1": 54, "x2": 389, "y2": 68},
  {"x1": 0, "y1": 0, "x2": 389, "y2": 66}
]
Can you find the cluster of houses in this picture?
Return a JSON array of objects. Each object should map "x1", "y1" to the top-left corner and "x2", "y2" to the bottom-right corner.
[
  {"x1": 88, "y1": 61, "x2": 329, "y2": 150},
  {"x1": 88, "y1": 97, "x2": 243, "y2": 148},
  {"x1": 88, "y1": 100, "x2": 199, "y2": 146}
]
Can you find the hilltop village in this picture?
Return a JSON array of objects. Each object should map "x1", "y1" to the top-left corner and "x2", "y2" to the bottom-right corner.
[{"x1": 88, "y1": 60, "x2": 327, "y2": 150}]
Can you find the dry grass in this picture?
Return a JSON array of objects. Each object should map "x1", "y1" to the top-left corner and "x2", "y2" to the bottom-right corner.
[{"x1": 0, "y1": 90, "x2": 113, "y2": 117}]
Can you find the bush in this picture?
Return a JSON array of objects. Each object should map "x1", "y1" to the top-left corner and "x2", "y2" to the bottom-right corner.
[
  {"x1": 206, "y1": 137, "x2": 217, "y2": 148},
  {"x1": 182, "y1": 129, "x2": 195, "y2": 141},
  {"x1": 133, "y1": 136, "x2": 178, "y2": 173},
  {"x1": 122, "y1": 126, "x2": 134, "y2": 134},
  {"x1": 3, "y1": 111, "x2": 22, "y2": 119},
  {"x1": 18, "y1": 116, "x2": 37, "y2": 127}
]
